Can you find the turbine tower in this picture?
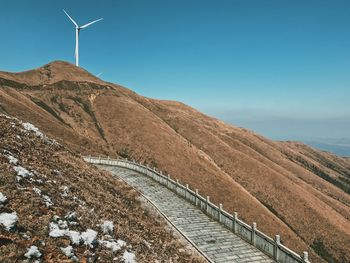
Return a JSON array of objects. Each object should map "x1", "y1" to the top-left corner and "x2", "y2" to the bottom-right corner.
[{"x1": 63, "y1": 10, "x2": 103, "y2": 67}]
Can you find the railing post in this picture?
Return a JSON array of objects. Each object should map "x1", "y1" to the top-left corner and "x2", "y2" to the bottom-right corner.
[
  {"x1": 195, "y1": 189, "x2": 199, "y2": 206},
  {"x1": 167, "y1": 175, "x2": 170, "y2": 188},
  {"x1": 251, "y1": 222, "x2": 257, "y2": 245},
  {"x1": 185, "y1": 184, "x2": 189, "y2": 200},
  {"x1": 219, "y1": 204, "x2": 223, "y2": 223},
  {"x1": 233, "y1": 212, "x2": 238, "y2": 233},
  {"x1": 302, "y1": 252, "x2": 309, "y2": 263},
  {"x1": 206, "y1": 196, "x2": 210, "y2": 214},
  {"x1": 274, "y1": 235, "x2": 280, "y2": 260},
  {"x1": 176, "y1": 179, "x2": 179, "y2": 194}
]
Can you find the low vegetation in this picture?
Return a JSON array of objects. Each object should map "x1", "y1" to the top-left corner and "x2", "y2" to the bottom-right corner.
[{"x1": 0, "y1": 114, "x2": 204, "y2": 262}]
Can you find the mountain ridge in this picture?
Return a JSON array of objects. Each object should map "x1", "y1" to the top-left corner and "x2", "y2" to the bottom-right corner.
[
  {"x1": 0, "y1": 61, "x2": 349, "y2": 262},
  {"x1": 0, "y1": 61, "x2": 105, "y2": 86}
]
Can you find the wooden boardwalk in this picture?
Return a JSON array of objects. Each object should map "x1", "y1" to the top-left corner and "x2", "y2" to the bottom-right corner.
[{"x1": 101, "y1": 165, "x2": 274, "y2": 263}]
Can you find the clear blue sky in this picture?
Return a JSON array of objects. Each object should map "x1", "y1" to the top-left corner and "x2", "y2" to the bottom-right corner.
[{"x1": 1, "y1": 0, "x2": 349, "y2": 141}]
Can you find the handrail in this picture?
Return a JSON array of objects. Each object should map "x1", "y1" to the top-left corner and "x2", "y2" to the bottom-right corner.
[{"x1": 84, "y1": 156, "x2": 310, "y2": 263}]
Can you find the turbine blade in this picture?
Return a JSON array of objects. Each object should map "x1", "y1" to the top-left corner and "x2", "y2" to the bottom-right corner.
[
  {"x1": 63, "y1": 9, "x2": 78, "y2": 27},
  {"x1": 80, "y1": 18, "x2": 103, "y2": 29}
]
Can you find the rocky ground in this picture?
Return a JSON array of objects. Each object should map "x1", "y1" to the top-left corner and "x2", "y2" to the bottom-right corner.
[{"x1": 0, "y1": 114, "x2": 204, "y2": 263}]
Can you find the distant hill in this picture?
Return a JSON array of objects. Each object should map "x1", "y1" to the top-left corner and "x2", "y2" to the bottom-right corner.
[
  {"x1": 0, "y1": 61, "x2": 349, "y2": 262},
  {"x1": 303, "y1": 138, "x2": 350, "y2": 157}
]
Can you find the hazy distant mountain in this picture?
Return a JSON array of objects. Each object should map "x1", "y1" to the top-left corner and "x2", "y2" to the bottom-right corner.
[
  {"x1": 303, "y1": 138, "x2": 350, "y2": 157},
  {"x1": 1, "y1": 61, "x2": 349, "y2": 262}
]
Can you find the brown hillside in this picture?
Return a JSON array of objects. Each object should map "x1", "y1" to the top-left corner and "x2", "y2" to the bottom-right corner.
[
  {"x1": 0, "y1": 61, "x2": 349, "y2": 262},
  {"x1": 0, "y1": 61, "x2": 104, "y2": 86},
  {"x1": 0, "y1": 114, "x2": 204, "y2": 262}
]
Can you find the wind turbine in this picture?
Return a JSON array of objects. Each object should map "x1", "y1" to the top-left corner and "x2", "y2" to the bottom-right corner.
[{"x1": 63, "y1": 10, "x2": 103, "y2": 67}]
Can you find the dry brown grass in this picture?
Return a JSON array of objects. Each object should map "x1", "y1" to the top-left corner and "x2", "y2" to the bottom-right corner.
[
  {"x1": 0, "y1": 115, "x2": 205, "y2": 262},
  {"x1": 0, "y1": 61, "x2": 349, "y2": 262}
]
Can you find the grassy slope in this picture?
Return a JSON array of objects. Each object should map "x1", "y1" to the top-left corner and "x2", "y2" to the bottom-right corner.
[
  {"x1": 0, "y1": 61, "x2": 349, "y2": 262},
  {"x1": 0, "y1": 114, "x2": 204, "y2": 262}
]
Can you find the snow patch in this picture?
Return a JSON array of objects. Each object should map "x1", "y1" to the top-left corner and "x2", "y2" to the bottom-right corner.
[
  {"x1": 49, "y1": 221, "x2": 81, "y2": 245},
  {"x1": 33, "y1": 187, "x2": 42, "y2": 195},
  {"x1": 58, "y1": 219, "x2": 68, "y2": 229},
  {"x1": 13, "y1": 165, "x2": 33, "y2": 179},
  {"x1": 60, "y1": 245, "x2": 74, "y2": 257},
  {"x1": 49, "y1": 222, "x2": 66, "y2": 238},
  {"x1": 61, "y1": 186, "x2": 70, "y2": 197},
  {"x1": 32, "y1": 188, "x2": 53, "y2": 207},
  {"x1": 21, "y1": 233, "x2": 31, "y2": 240},
  {"x1": 65, "y1": 212, "x2": 79, "y2": 226},
  {"x1": 22, "y1": 122, "x2": 44, "y2": 138},
  {"x1": 0, "y1": 192, "x2": 7, "y2": 204},
  {"x1": 101, "y1": 220, "x2": 114, "y2": 234},
  {"x1": 143, "y1": 240, "x2": 151, "y2": 249},
  {"x1": 60, "y1": 187, "x2": 85, "y2": 207},
  {"x1": 0, "y1": 113, "x2": 11, "y2": 119},
  {"x1": 21, "y1": 121, "x2": 58, "y2": 145},
  {"x1": 0, "y1": 212, "x2": 18, "y2": 231},
  {"x1": 32, "y1": 178, "x2": 44, "y2": 184},
  {"x1": 66, "y1": 230, "x2": 82, "y2": 245},
  {"x1": 24, "y1": 245, "x2": 42, "y2": 259},
  {"x1": 6, "y1": 154, "x2": 18, "y2": 165},
  {"x1": 65, "y1": 211, "x2": 77, "y2": 221},
  {"x1": 81, "y1": 229, "x2": 98, "y2": 248},
  {"x1": 99, "y1": 239, "x2": 126, "y2": 252},
  {"x1": 122, "y1": 250, "x2": 137, "y2": 263},
  {"x1": 42, "y1": 195, "x2": 53, "y2": 207},
  {"x1": 52, "y1": 169, "x2": 61, "y2": 176},
  {"x1": 60, "y1": 245, "x2": 78, "y2": 261},
  {"x1": 73, "y1": 196, "x2": 86, "y2": 206},
  {"x1": 49, "y1": 220, "x2": 97, "y2": 247}
]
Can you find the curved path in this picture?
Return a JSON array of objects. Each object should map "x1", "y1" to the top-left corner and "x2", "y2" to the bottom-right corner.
[{"x1": 100, "y1": 165, "x2": 274, "y2": 263}]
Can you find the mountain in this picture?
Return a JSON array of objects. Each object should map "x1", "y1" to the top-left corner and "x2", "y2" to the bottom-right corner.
[
  {"x1": 303, "y1": 138, "x2": 350, "y2": 157},
  {"x1": 0, "y1": 114, "x2": 204, "y2": 262},
  {"x1": 0, "y1": 61, "x2": 349, "y2": 262}
]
